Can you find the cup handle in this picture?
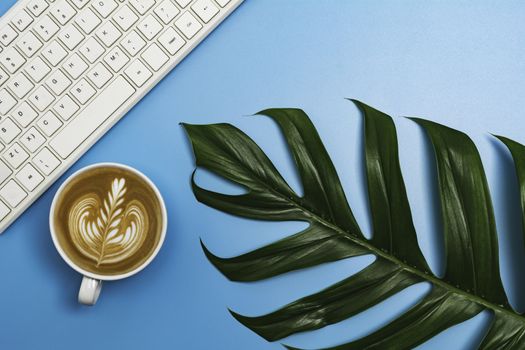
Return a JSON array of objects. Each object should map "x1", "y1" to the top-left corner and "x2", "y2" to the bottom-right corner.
[{"x1": 78, "y1": 276, "x2": 102, "y2": 306}]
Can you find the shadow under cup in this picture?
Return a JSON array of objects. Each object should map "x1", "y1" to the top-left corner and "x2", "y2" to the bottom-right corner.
[{"x1": 51, "y1": 164, "x2": 165, "y2": 278}]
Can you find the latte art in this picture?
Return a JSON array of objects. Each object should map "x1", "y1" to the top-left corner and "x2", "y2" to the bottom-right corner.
[
  {"x1": 52, "y1": 165, "x2": 164, "y2": 276},
  {"x1": 68, "y1": 178, "x2": 148, "y2": 266}
]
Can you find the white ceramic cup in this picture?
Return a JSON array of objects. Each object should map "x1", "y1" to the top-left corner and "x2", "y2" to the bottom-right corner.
[{"x1": 50, "y1": 163, "x2": 167, "y2": 306}]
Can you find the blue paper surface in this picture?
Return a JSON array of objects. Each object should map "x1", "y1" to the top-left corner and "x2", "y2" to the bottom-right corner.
[{"x1": 0, "y1": 1, "x2": 524, "y2": 349}]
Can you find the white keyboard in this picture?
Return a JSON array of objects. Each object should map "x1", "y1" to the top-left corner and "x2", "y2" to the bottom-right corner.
[{"x1": 0, "y1": 0, "x2": 243, "y2": 233}]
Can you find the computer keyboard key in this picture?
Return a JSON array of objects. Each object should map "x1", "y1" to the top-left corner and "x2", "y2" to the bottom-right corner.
[
  {"x1": 11, "y1": 10, "x2": 34, "y2": 31},
  {"x1": 0, "y1": 67, "x2": 8, "y2": 86},
  {"x1": 142, "y1": 44, "x2": 169, "y2": 71},
  {"x1": 63, "y1": 54, "x2": 88, "y2": 79},
  {"x1": 155, "y1": 0, "x2": 180, "y2": 24},
  {"x1": 104, "y1": 47, "x2": 129, "y2": 72},
  {"x1": 58, "y1": 24, "x2": 84, "y2": 50},
  {"x1": 43, "y1": 41, "x2": 68, "y2": 66},
  {"x1": 121, "y1": 31, "x2": 146, "y2": 57},
  {"x1": 96, "y1": 21, "x2": 121, "y2": 47},
  {"x1": 130, "y1": 0, "x2": 156, "y2": 15},
  {"x1": 12, "y1": 102, "x2": 38, "y2": 127},
  {"x1": 0, "y1": 89, "x2": 17, "y2": 115},
  {"x1": 50, "y1": 1, "x2": 77, "y2": 25},
  {"x1": 0, "y1": 25, "x2": 18, "y2": 46},
  {"x1": 70, "y1": 79, "x2": 96, "y2": 104},
  {"x1": 70, "y1": 0, "x2": 90, "y2": 9},
  {"x1": 4, "y1": 143, "x2": 29, "y2": 169},
  {"x1": 138, "y1": 15, "x2": 163, "y2": 40},
  {"x1": 37, "y1": 110, "x2": 62, "y2": 136},
  {"x1": 87, "y1": 62, "x2": 113, "y2": 88},
  {"x1": 29, "y1": 86, "x2": 55, "y2": 111},
  {"x1": 34, "y1": 15, "x2": 60, "y2": 41},
  {"x1": 17, "y1": 32, "x2": 43, "y2": 58},
  {"x1": 158, "y1": 28, "x2": 185, "y2": 55},
  {"x1": 25, "y1": 57, "x2": 51, "y2": 82},
  {"x1": 0, "y1": 48, "x2": 26, "y2": 74},
  {"x1": 53, "y1": 95, "x2": 79, "y2": 120},
  {"x1": 192, "y1": 0, "x2": 219, "y2": 23},
  {"x1": 0, "y1": 118, "x2": 21, "y2": 144},
  {"x1": 175, "y1": 12, "x2": 202, "y2": 39},
  {"x1": 125, "y1": 60, "x2": 152, "y2": 87},
  {"x1": 0, "y1": 200, "x2": 9, "y2": 221},
  {"x1": 79, "y1": 37, "x2": 105, "y2": 63},
  {"x1": 175, "y1": 0, "x2": 192, "y2": 8},
  {"x1": 92, "y1": 0, "x2": 118, "y2": 18},
  {"x1": 16, "y1": 164, "x2": 44, "y2": 192},
  {"x1": 33, "y1": 147, "x2": 60, "y2": 175},
  {"x1": 0, "y1": 180, "x2": 27, "y2": 207},
  {"x1": 20, "y1": 127, "x2": 46, "y2": 153},
  {"x1": 75, "y1": 8, "x2": 101, "y2": 34},
  {"x1": 216, "y1": 0, "x2": 231, "y2": 7},
  {"x1": 27, "y1": 0, "x2": 50, "y2": 17},
  {"x1": 8, "y1": 73, "x2": 34, "y2": 98},
  {"x1": 50, "y1": 76, "x2": 135, "y2": 158},
  {"x1": 113, "y1": 5, "x2": 139, "y2": 31},
  {"x1": 46, "y1": 69, "x2": 71, "y2": 95},
  {"x1": 0, "y1": 160, "x2": 12, "y2": 185}
]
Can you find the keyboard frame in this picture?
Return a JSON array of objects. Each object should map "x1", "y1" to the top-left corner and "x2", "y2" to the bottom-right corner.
[{"x1": 0, "y1": 0, "x2": 244, "y2": 233}]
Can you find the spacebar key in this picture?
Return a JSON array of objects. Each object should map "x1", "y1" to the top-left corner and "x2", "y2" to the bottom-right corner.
[{"x1": 50, "y1": 77, "x2": 135, "y2": 159}]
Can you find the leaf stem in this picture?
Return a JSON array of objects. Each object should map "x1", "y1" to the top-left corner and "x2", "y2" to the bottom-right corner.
[{"x1": 259, "y1": 181, "x2": 525, "y2": 324}]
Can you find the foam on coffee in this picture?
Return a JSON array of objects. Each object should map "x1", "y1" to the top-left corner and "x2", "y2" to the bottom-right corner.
[{"x1": 53, "y1": 166, "x2": 163, "y2": 276}]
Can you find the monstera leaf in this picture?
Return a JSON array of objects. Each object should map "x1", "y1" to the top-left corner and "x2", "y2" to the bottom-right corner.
[{"x1": 183, "y1": 101, "x2": 525, "y2": 349}]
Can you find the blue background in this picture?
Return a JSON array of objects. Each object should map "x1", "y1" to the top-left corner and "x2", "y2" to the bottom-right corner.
[{"x1": 1, "y1": 0, "x2": 525, "y2": 349}]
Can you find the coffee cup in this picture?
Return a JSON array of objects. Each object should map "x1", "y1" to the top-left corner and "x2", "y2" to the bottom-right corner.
[{"x1": 50, "y1": 163, "x2": 167, "y2": 305}]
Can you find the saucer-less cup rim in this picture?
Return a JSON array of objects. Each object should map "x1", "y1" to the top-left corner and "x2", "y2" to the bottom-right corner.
[{"x1": 50, "y1": 162, "x2": 167, "y2": 284}]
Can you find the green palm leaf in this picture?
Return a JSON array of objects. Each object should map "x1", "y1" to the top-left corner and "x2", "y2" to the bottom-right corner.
[{"x1": 182, "y1": 101, "x2": 525, "y2": 349}]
